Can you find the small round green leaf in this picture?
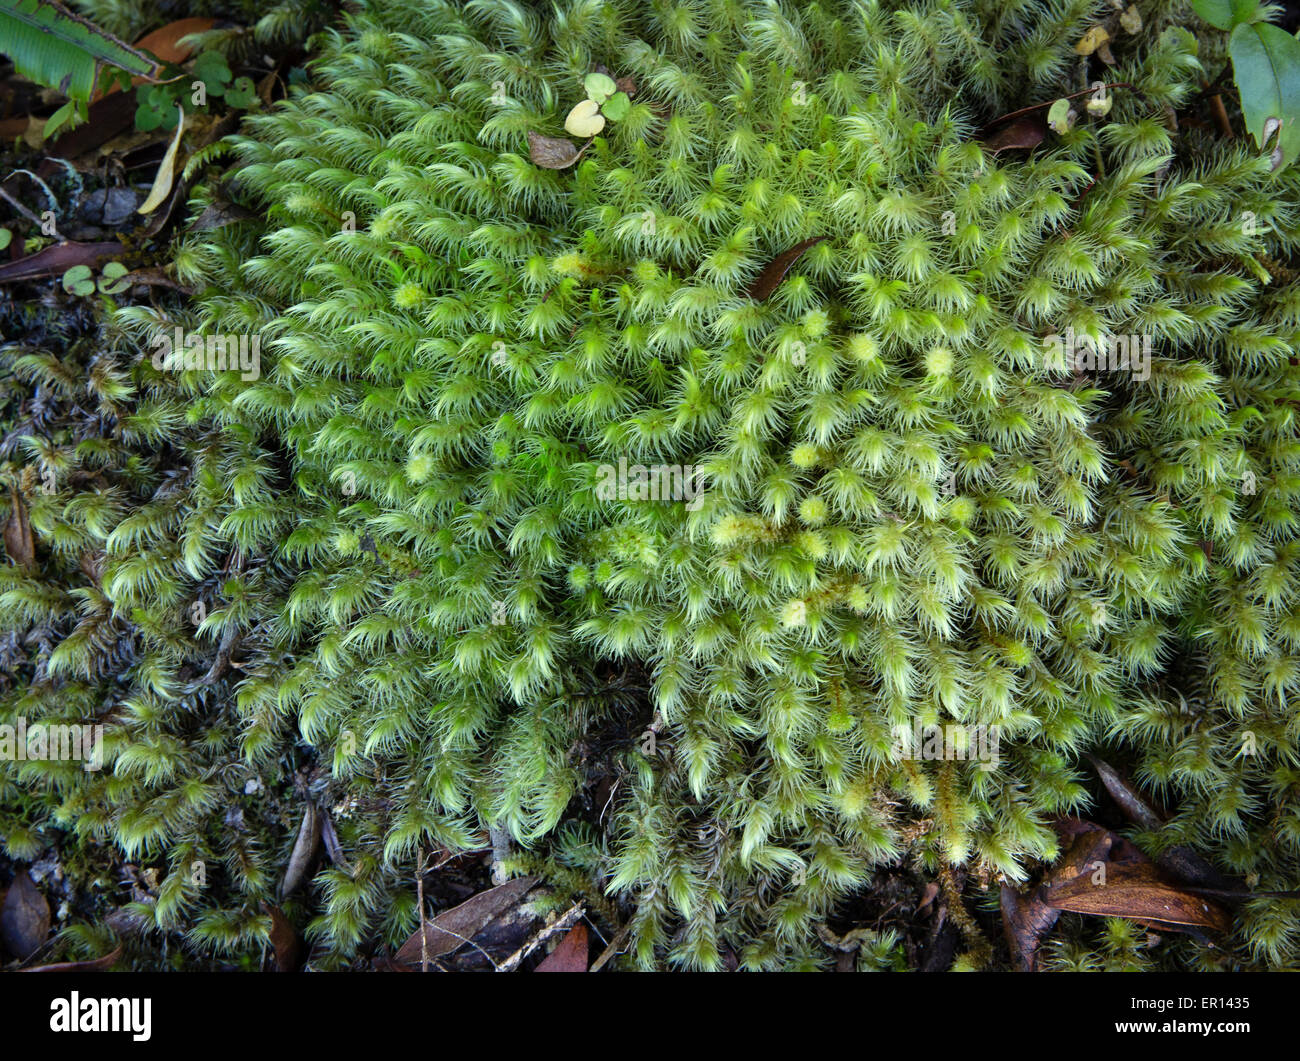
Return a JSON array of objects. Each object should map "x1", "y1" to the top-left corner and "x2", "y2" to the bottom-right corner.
[
  {"x1": 135, "y1": 103, "x2": 162, "y2": 132},
  {"x1": 62, "y1": 265, "x2": 95, "y2": 296},
  {"x1": 194, "y1": 51, "x2": 232, "y2": 85},
  {"x1": 1047, "y1": 98, "x2": 1075, "y2": 135},
  {"x1": 98, "y1": 261, "x2": 131, "y2": 294},
  {"x1": 225, "y1": 76, "x2": 258, "y2": 108},
  {"x1": 601, "y1": 91, "x2": 630, "y2": 121},
  {"x1": 583, "y1": 72, "x2": 617, "y2": 104}
]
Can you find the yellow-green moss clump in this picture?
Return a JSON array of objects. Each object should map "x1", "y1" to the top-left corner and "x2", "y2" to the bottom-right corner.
[{"x1": 5, "y1": 0, "x2": 1300, "y2": 969}]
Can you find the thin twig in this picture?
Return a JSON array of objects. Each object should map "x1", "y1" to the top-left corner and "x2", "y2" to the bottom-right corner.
[
  {"x1": 1208, "y1": 93, "x2": 1233, "y2": 139},
  {"x1": 497, "y1": 902, "x2": 585, "y2": 972},
  {"x1": 983, "y1": 82, "x2": 1135, "y2": 133},
  {"x1": 416, "y1": 847, "x2": 429, "y2": 973},
  {"x1": 589, "y1": 920, "x2": 633, "y2": 972},
  {"x1": 0, "y1": 187, "x2": 63, "y2": 241}
]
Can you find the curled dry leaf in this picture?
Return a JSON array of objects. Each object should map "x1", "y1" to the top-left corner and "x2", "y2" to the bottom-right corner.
[
  {"x1": 21, "y1": 944, "x2": 122, "y2": 972},
  {"x1": 279, "y1": 803, "x2": 320, "y2": 899},
  {"x1": 1086, "y1": 754, "x2": 1161, "y2": 829},
  {"x1": 3, "y1": 487, "x2": 35, "y2": 568},
  {"x1": 1087, "y1": 755, "x2": 1236, "y2": 890},
  {"x1": 190, "y1": 199, "x2": 258, "y2": 232},
  {"x1": 999, "y1": 817, "x2": 1233, "y2": 970},
  {"x1": 138, "y1": 107, "x2": 186, "y2": 216},
  {"x1": 391, "y1": 874, "x2": 538, "y2": 967},
  {"x1": 261, "y1": 901, "x2": 301, "y2": 971},
  {"x1": 1075, "y1": 26, "x2": 1110, "y2": 55},
  {"x1": 133, "y1": 18, "x2": 216, "y2": 66},
  {"x1": 0, "y1": 240, "x2": 123, "y2": 284},
  {"x1": 1043, "y1": 859, "x2": 1232, "y2": 934},
  {"x1": 1000, "y1": 885, "x2": 1060, "y2": 972},
  {"x1": 320, "y1": 809, "x2": 350, "y2": 869},
  {"x1": 982, "y1": 114, "x2": 1047, "y2": 154},
  {"x1": 1, "y1": 871, "x2": 51, "y2": 960},
  {"x1": 748, "y1": 236, "x2": 827, "y2": 301},
  {"x1": 533, "y1": 921, "x2": 589, "y2": 972},
  {"x1": 528, "y1": 131, "x2": 580, "y2": 170}
]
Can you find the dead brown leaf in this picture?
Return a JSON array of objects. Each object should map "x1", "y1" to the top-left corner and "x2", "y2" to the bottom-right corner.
[
  {"x1": 983, "y1": 114, "x2": 1047, "y2": 154},
  {"x1": 89, "y1": 18, "x2": 214, "y2": 103},
  {"x1": 997, "y1": 823, "x2": 1120, "y2": 970},
  {"x1": 1088, "y1": 756, "x2": 1238, "y2": 890},
  {"x1": 1000, "y1": 818, "x2": 1231, "y2": 968},
  {"x1": 527, "y1": 131, "x2": 581, "y2": 170},
  {"x1": 138, "y1": 113, "x2": 239, "y2": 240},
  {"x1": 49, "y1": 92, "x2": 136, "y2": 159},
  {"x1": 391, "y1": 875, "x2": 539, "y2": 967},
  {"x1": 534, "y1": 922, "x2": 589, "y2": 972},
  {"x1": 319, "y1": 810, "x2": 349, "y2": 870},
  {"x1": 78, "y1": 549, "x2": 104, "y2": 586},
  {"x1": 748, "y1": 236, "x2": 827, "y2": 301},
  {"x1": 1, "y1": 871, "x2": 51, "y2": 960},
  {"x1": 279, "y1": 803, "x2": 320, "y2": 899},
  {"x1": 1043, "y1": 859, "x2": 1231, "y2": 934},
  {"x1": 190, "y1": 199, "x2": 257, "y2": 233},
  {"x1": 999, "y1": 885, "x2": 1060, "y2": 972},
  {"x1": 119, "y1": 266, "x2": 194, "y2": 293},
  {"x1": 138, "y1": 108, "x2": 186, "y2": 215},
  {"x1": 261, "y1": 902, "x2": 300, "y2": 972},
  {"x1": 3, "y1": 487, "x2": 35, "y2": 568},
  {"x1": 0, "y1": 241, "x2": 123, "y2": 285},
  {"x1": 134, "y1": 18, "x2": 216, "y2": 66},
  {"x1": 21, "y1": 944, "x2": 122, "y2": 972},
  {"x1": 1047, "y1": 825, "x2": 1117, "y2": 884}
]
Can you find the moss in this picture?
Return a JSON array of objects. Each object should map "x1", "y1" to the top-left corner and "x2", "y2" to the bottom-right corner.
[{"x1": 4, "y1": 0, "x2": 1300, "y2": 969}]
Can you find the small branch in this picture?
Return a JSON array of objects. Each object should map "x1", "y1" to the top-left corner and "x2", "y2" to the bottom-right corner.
[
  {"x1": 497, "y1": 902, "x2": 585, "y2": 972},
  {"x1": 1208, "y1": 93, "x2": 1233, "y2": 139},
  {"x1": 0, "y1": 187, "x2": 63, "y2": 242},
  {"x1": 983, "y1": 83, "x2": 1135, "y2": 133},
  {"x1": 589, "y1": 920, "x2": 633, "y2": 972},
  {"x1": 416, "y1": 848, "x2": 429, "y2": 973},
  {"x1": 488, "y1": 822, "x2": 512, "y2": 886},
  {"x1": 937, "y1": 862, "x2": 992, "y2": 969}
]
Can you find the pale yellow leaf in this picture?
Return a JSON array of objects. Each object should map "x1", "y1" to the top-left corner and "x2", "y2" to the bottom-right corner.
[
  {"x1": 138, "y1": 107, "x2": 186, "y2": 215},
  {"x1": 1075, "y1": 26, "x2": 1110, "y2": 55},
  {"x1": 564, "y1": 98, "x2": 605, "y2": 138}
]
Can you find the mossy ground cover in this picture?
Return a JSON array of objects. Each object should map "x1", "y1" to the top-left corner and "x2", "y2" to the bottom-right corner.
[{"x1": 3, "y1": 0, "x2": 1300, "y2": 971}]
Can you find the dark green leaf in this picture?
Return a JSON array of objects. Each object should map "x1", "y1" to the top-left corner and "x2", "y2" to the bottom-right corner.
[
  {"x1": 602, "y1": 91, "x2": 630, "y2": 121},
  {"x1": 1229, "y1": 21, "x2": 1300, "y2": 170},
  {"x1": 1191, "y1": 0, "x2": 1260, "y2": 30},
  {"x1": 0, "y1": 0, "x2": 158, "y2": 103}
]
